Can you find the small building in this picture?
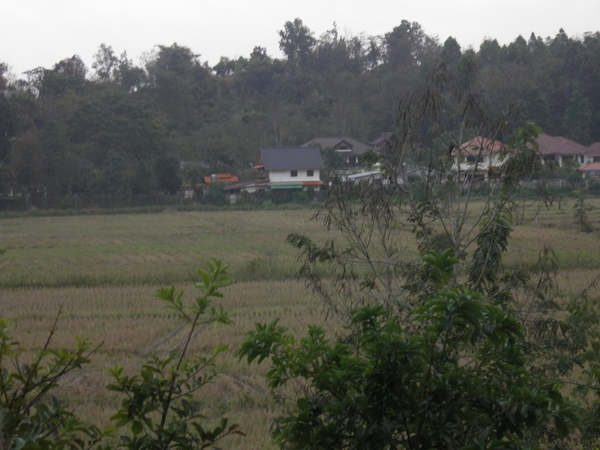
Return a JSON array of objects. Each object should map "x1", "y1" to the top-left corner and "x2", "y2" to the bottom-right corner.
[
  {"x1": 451, "y1": 137, "x2": 507, "y2": 180},
  {"x1": 222, "y1": 179, "x2": 270, "y2": 195},
  {"x1": 588, "y1": 143, "x2": 600, "y2": 163},
  {"x1": 301, "y1": 137, "x2": 372, "y2": 165},
  {"x1": 224, "y1": 147, "x2": 324, "y2": 196},
  {"x1": 370, "y1": 132, "x2": 395, "y2": 152},
  {"x1": 203, "y1": 173, "x2": 239, "y2": 185},
  {"x1": 339, "y1": 163, "x2": 439, "y2": 186},
  {"x1": 579, "y1": 162, "x2": 600, "y2": 178},
  {"x1": 255, "y1": 147, "x2": 324, "y2": 191},
  {"x1": 536, "y1": 134, "x2": 593, "y2": 166}
]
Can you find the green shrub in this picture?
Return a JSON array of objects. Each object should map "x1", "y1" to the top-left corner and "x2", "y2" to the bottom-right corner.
[{"x1": 0, "y1": 261, "x2": 243, "y2": 449}]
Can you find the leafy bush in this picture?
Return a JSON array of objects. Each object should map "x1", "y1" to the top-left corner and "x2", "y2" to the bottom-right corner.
[
  {"x1": 240, "y1": 251, "x2": 583, "y2": 449},
  {"x1": 0, "y1": 260, "x2": 243, "y2": 449},
  {"x1": 0, "y1": 312, "x2": 102, "y2": 449}
]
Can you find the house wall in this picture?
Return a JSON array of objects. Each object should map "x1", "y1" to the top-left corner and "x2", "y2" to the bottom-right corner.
[
  {"x1": 454, "y1": 152, "x2": 505, "y2": 169},
  {"x1": 582, "y1": 170, "x2": 600, "y2": 178},
  {"x1": 269, "y1": 169, "x2": 321, "y2": 183},
  {"x1": 490, "y1": 153, "x2": 505, "y2": 166},
  {"x1": 549, "y1": 154, "x2": 591, "y2": 167}
]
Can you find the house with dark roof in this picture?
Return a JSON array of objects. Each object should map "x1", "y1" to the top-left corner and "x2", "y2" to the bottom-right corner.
[
  {"x1": 256, "y1": 147, "x2": 324, "y2": 190},
  {"x1": 224, "y1": 147, "x2": 324, "y2": 194},
  {"x1": 371, "y1": 132, "x2": 395, "y2": 152},
  {"x1": 301, "y1": 137, "x2": 372, "y2": 165}
]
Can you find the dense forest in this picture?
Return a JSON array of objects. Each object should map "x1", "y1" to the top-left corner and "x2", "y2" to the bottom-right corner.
[{"x1": 1, "y1": 19, "x2": 599, "y2": 198}]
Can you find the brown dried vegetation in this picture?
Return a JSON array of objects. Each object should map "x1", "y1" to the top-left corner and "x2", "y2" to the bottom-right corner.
[{"x1": 0, "y1": 204, "x2": 599, "y2": 448}]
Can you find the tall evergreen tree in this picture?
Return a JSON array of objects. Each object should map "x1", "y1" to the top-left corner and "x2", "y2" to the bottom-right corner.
[{"x1": 562, "y1": 89, "x2": 591, "y2": 143}]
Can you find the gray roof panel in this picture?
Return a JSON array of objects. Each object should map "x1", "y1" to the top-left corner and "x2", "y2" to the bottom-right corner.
[
  {"x1": 260, "y1": 147, "x2": 324, "y2": 170},
  {"x1": 301, "y1": 137, "x2": 372, "y2": 155}
]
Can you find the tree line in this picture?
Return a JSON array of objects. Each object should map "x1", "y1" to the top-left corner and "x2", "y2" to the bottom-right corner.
[
  {"x1": 3, "y1": 25, "x2": 600, "y2": 448},
  {"x1": 1, "y1": 19, "x2": 599, "y2": 199}
]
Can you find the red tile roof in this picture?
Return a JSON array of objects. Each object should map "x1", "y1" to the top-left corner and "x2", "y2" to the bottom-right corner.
[
  {"x1": 537, "y1": 134, "x2": 588, "y2": 156},
  {"x1": 204, "y1": 174, "x2": 239, "y2": 184},
  {"x1": 580, "y1": 163, "x2": 600, "y2": 172},
  {"x1": 588, "y1": 142, "x2": 600, "y2": 157},
  {"x1": 455, "y1": 134, "x2": 596, "y2": 159},
  {"x1": 457, "y1": 137, "x2": 506, "y2": 156}
]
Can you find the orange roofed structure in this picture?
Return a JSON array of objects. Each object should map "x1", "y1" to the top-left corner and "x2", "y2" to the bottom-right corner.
[{"x1": 203, "y1": 174, "x2": 239, "y2": 184}]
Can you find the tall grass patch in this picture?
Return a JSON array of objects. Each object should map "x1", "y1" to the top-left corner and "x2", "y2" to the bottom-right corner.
[
  {"x1": 1, "y1": 202, "x2": 599, "y2": 448},
  {"x1": 0, "y1": 280, "x2": 333, "y2": 450}
]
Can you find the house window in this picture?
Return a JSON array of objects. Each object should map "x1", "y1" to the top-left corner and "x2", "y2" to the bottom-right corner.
[
  {"x1": 291, "y1": 170, "x2": 298, "y2": 177},
  {"x1": 307, "y1": 170, "x2": 314, "y2": 177}
]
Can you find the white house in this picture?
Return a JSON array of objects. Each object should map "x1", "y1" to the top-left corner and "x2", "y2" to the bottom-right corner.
[
  {"x1": 253, "y1": 147, "x2": 324, "y2": 191},
  {"x1": 536, "y1": 134, "x2": 593, "y2": 166},
  {"x1": 452, "y1": 137, "x2": 507, "y2": 179}
]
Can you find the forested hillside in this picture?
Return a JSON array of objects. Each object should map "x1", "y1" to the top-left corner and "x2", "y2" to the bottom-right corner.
[{"x1": 1, "y1": 19, "x2": 599, "y2": 198}]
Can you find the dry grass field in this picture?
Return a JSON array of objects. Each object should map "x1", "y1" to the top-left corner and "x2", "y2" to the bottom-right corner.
[
  {"x1": 0, "y1": 209, "x2": 338, "y2": 287},
  {"x1": 0, "y1": 199, "x2": 599, "y2": 449}
]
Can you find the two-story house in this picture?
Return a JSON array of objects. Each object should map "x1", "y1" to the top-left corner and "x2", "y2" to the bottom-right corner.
[
  {"x1": 451, "y1": 137, "x2": 507, "y2": 180},
  {"x1": 301, "y1": 137, "x2": 372, "y2": 165},
  {"x1": 254, "y1": 147, "x2": 324, "y2": 191}
]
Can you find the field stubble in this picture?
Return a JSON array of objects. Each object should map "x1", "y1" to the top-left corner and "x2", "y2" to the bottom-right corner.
[
  {"x1": 1, "y1": 280, "x2": 333, "y2": 450},
  {"x1": 0, "y1": 202, "x2": 599, "y2": 448}
]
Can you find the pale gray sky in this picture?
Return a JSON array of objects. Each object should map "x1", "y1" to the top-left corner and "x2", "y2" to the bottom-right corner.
[{"x1": 2, "y1": 0, "x2": 599, "y2": 77}]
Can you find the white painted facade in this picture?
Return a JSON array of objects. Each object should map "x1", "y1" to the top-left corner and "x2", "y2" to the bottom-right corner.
[
  {"x1": 452, "y1": 152, "x2": 506, "y2": 172},
  {"x1": 269, "y1": 169, "x2": 321, "y2": 184}
]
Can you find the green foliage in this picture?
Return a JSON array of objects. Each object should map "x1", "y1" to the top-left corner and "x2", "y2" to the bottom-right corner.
[
  {"x1": 441, "y1": 36, "x2": 462, "y2": 65},
  {"x1": 291, "y1": 190, "x2": 309, "y2": 204},
  {"x1": 573, "y1": 189, "x2": 595, "y2": 232},
  {"x1": 519, "y1": 83, "x2": 550, "y2": 129},
  {"x1": 468, "y1": 203, "x2": 513, "y2": 291},
  {"x1": 103, "y1": 155, "x2": 131, "y2": 196},
  {"x1": 107, "y1": 260, "x2": 244, "y2": 449},
  {"x1": 558, "y1": 159, "x2": 584, "y2": 185},
  {"x1": 0, "y1": 260, "x2": 243, "y2": 449},
  {"x1": 278, "y1": 18, "x2": 316, "y2": 67},
  {"x1": 240, "y1": 252, "x2": 583, "y2": 449},
  {"x1": 4, "y1": 22, "x2": 600, "y2": 201},
  {"x1": 562, "y1": 89, "x2": 591, "y2": 144},
  {"x1": 132, "y1": 160, "x2": 157, "y2": 195},
  {"x1": 202, "y1": 182, "x2": 228, "y2": 206},
  {"x1": 0, "y1": 312, "x2": 103, "y2": 449},
  {"x1": 360, "y1": 149, "x2": 381, "y2": 168},
  {"x1": 279, "y1": 67, "x2": 600, "y2": 447},
  {"x1": 154, "y1": 157, "x2": 182, "y2": 195}
]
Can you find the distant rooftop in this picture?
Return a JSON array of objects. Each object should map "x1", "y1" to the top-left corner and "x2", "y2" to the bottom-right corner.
[
  {"x1": 301, "y1": 137, "x2": 371, "y2": 155},
  {"x1": 257, "y1": 147, "x2": 324, "y2": 171}
]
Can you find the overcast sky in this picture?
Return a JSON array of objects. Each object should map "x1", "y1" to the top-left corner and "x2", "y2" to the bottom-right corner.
[{"x1": 2, "y1": 0, "x2": 599, "y2": 78}]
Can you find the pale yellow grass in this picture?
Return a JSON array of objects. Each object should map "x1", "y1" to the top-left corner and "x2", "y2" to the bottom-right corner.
[
  {"x1": 1, "y1": 201, "x2": 600, "y2": 448},
  {"x1": 0, "y1": 209, "x2": 333, "y2": 287},
  {"x1": 1, "y1": 279, "x2": 337, "y2": 450}
]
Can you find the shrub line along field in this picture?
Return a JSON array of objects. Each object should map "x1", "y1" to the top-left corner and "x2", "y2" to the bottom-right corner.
[{"x1": 1, "y1": 201, "x2": 599, "y2": 449}]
